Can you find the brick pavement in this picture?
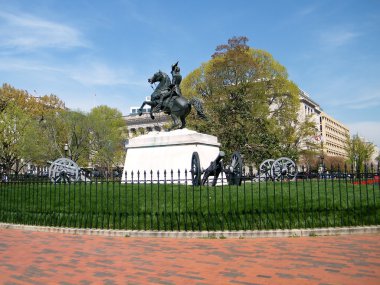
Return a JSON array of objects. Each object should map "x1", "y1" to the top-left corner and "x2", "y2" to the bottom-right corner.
[{"x1": 0, "y1": 228, "x2": 379, "y2": 285}]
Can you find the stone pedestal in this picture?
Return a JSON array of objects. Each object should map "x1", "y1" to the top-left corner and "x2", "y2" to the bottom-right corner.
[{"x1": 121, "y1": 129, "x2": 221, "y2": 183}]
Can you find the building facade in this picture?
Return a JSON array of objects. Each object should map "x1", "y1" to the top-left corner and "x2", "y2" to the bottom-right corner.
[
  {"x1": 125, "y1": 112, "x2": 169, "y2": 138},
  {"x1": 299, "y1": 90, "x2": 322, "y2": 125},
  {"x1": 298, "y1": 90, "x2": 322, "y2": 150},
  {"x1": 319, "y1": 112, "x2": 350, "y2": 157},
  {"x1": 298, "y1": 90, "x2": 350, "y2": 159}
]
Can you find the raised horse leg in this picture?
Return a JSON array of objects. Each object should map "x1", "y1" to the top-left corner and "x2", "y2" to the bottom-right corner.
[
  {"x1": 138, "y1": 101, "x2": 155, "y2": 119},
  {"x1": 137, "y1": 101, "x2": 147, "y2": 116}
]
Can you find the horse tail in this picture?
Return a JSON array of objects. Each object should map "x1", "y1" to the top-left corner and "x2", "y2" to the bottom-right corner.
[{"x1": 190, "y1": 97, "x2": 207, "y2": 120}]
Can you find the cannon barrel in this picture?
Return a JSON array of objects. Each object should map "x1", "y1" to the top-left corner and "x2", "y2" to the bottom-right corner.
[{"x1": 214, "y1": 151, "x2": 225, "y2": 164}]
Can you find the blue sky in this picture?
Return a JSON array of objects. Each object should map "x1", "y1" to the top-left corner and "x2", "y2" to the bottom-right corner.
[{"x1": 1, "y1": 0, "x2": 379, "y2": 147}]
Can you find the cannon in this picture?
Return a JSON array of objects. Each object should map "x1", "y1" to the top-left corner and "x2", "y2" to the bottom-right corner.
[
  {"x1": 48, "y1": 158, "x2": 89, "y2": 183},
  {"x1": 190, "y1": 151, "x2": 243, "y2": 186},
  {"x1": 258, "y1": 157, "x2": 297, "y2": 181}
]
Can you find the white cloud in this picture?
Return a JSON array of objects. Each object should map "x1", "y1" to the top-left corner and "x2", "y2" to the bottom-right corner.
[
  {"x1": 0, "y1": 11, "x2": 88, "y2": 50},
  {"x1": 347, "y1": 121, "x2": 380, "y2": 147},
  {"x1": 319, "y1": 28, "x2": 359, "y2": 48},
  {"x1": 0, "y1": 57, "x2": 62, "y2": 72},
  {"x1": 68, "y1": 61, "x2": 146, "y2": 87},
  {"x1": 0, "y1": 55, "x2": 145, "y2": 87},
  {"x1": 331, "y1": 93, "x2": 380, "y2": 110},
  {"x1": 297, "y1": 5, "x2": 317, "y2": 17}
]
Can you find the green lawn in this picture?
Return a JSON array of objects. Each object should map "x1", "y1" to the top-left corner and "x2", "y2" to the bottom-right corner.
[{"x1": 0, "y1": 179, "x2": 379, "y2": 231}]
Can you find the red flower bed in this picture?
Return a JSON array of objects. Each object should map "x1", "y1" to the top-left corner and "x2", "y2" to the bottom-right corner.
[{"x1": 353, "y1": 176, "x2": 380, "y2": 185}]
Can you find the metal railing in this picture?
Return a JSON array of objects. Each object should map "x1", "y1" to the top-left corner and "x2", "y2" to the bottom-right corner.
[{"x1": 1, "y1": 165, "x2": 379, "y2": 231}]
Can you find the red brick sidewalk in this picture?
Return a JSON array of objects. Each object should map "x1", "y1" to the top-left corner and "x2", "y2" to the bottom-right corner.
[{"x1": 0, "y1": 228, "x2": 379, "y2": 284}]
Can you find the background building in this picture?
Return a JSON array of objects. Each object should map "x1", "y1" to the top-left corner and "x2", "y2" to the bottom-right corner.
[
  {"x1": 126, "y1": 97, "x2": 169, "y2": 137},
  {"x1": 298, "y1": 90, "x2": 322, "y2": 152},
  {"x1": 125, "y1": 112, "x2": 168, "y2": 138},
  {"x1": 299, "y1": 90, "x2": 322, "y2": 125},
  {"x1": 298, "y1": 90, "x2": 350, "y2": 160},
  {"x1": 320, "y1": 112, "x2": 350, "y2": 157}
]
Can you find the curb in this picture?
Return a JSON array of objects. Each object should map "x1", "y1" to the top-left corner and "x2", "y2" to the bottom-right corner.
[{"x1": 1, "y1": 223, "x2": 379, "y2": 238}]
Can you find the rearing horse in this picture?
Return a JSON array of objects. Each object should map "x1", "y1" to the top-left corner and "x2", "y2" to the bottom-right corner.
[{"x1": 138, "y1": 70, "x2": 206, "y2": 130}]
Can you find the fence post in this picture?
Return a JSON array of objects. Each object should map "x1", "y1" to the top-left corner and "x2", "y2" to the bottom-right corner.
[
  {"x1": 144, "y1": 170, "x2": 147, "y2": 231},
  {"x1": 178, "y1": 169, "x2": 181, "y2": 231}
]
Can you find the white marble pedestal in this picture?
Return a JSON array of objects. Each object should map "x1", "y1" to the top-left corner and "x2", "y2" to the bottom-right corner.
[{"x1": 121, "y1": 129, "x2": 221, "y2": 183}]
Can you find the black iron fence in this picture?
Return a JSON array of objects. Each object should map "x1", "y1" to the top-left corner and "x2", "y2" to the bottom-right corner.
[{"x1": 1, "y1": 166, "x2": 379, "y2": 231}]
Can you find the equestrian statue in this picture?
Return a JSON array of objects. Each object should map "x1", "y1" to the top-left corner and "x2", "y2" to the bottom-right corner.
[{"x1": 137, "y1": 62, "x2": 207, "y2": 130}]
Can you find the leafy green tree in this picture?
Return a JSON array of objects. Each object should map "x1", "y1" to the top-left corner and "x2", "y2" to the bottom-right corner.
[
  {"x1": 345, "y1": 134, "x2": 375, "y2": 172},
  {"x1": 0, "y1": 101, "x2": 39, "y2": 175},
  {"x1": 0, "y1": 84, "x2": 54, "y2": 174},
  {"x1": 39, "y1": 110, "x2": 92, "y2": 166},
  {"x1": 88, "y1": 106, "x2": 127, "y2": 175},
  {"x1": 182, "y1": 36, "x2": 316, "y2": 166},
  {"x1": 0, "y1": 83, "x2": 32, "y2": 112},
  {"x1": 323, "y1": 155, "x2": 346, "y2": 171},
  {"x1": 0, "y1": 83, "x2": 130, "y2": 177},
  {"x1": 63, "y1": 111, "x2": 92, "y2": 164}
]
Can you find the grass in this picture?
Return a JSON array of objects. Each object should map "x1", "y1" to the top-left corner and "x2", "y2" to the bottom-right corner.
[{"x1": 0, "y1": 178, "x2": 379, "y2": 231}]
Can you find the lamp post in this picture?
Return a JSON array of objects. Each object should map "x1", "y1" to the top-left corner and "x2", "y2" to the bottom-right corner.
[
  {"x1": 354, "y1": 154, "x2": 359, "y2": 179},
  {"x1": 320, "y1": 154, "x2": 324, "y2": 174},
  {"x1": 64, "y1": 143, "x2": 69, "y2": 158}
]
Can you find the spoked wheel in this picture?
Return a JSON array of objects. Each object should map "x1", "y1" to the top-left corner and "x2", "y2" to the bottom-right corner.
[
  {"x1": 227, "y1": 151, "x2": 243, "y2": 186},
  {"x1": 191, "y1": 152, "x2": 202, "y2": 186},
  {"x1": 259, "y1": 159, "x2": 275, "y2": 180},
  {"x1": 271, "y1": 157, "x2": 297, "y2": 180},
  {"x1": 49, "y1": 158, "x2": 80, "y2": 183}
]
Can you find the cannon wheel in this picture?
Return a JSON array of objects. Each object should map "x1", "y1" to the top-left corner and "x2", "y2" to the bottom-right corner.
[
  {"x1": 49, "y1": 158, "x2": 80, "y2": 183},
  {"x1": 259, "y1": 159, "x2": 275, "y2": 179},
  {"x1": 227, "y1": 151, "x2": 243, "y2": 186},
  {"x1": 271, "y1": 157, "x2": 297, "y2": 180},
  {"x1": 191, "y1": 152, "x2": 202, "y2": 186}
]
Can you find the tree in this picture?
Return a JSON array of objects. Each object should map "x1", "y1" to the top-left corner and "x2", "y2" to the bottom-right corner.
[
  {"x1": 38, "y1": 110, "x2": 92, "y2": 166},
  {"x1": 323, "y1": 155, "x2": 346, "y2": 171},
  {"x1": 0, "y1": 83, "x2": 130, "y2": 177},
  {"x1": 0, "y1": 84, "x2": 57, "y2": 174},
  {"x1": 0, "y1": 84, "x2": 73, "y2": 175},
  {"x1": 182, "y1": 36, "x2": 317, "y2": 166},
  {"x1": 88, "y1": 106, "x2": 127, "y2": 176},
  {"x1": 0, "y1": 101, "x2": 39, "y2": 175},
  {"x1": 345, "y1": 134, "x2": 375, "y2": 172}
]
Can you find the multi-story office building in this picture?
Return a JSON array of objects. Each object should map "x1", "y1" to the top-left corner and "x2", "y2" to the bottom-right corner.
[
  {"x1": 319, "y1": 112, "x2": 350, "y2": 157},
  {"x1": 290, "y1": 90, "x2": 350, "y2": 159},
  {"x1": 298, "y1": 90, "x2": 322, "y2": 152},
  {"x1": 299, "y1": 90, "x2": 322, "y2": 125}
]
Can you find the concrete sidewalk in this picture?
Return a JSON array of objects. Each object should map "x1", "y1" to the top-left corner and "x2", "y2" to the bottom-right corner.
[{"x1": 0, "y1": 228, "x2": 379, "y2": 284}]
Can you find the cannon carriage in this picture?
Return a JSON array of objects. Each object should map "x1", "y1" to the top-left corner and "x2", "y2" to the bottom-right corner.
[
  {"x1": 258, "y1": 157, "x2": 297, "y2": 181},
  {"x1": 48, "y1": 158, "x2": 89, "y2": 183},
  {"x1": 190, "y1": 151, "x2": 297, "y2": 186},
  {"x1": 190, "y1": 151, "x2": 243, "y2": 186}
]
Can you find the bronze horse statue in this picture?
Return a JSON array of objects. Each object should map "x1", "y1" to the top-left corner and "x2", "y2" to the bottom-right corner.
[{"x1": 138, "y1": 70, "x2": 206, "y2": 130}]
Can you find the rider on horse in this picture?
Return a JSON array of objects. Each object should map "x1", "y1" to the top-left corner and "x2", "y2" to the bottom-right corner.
[
  {"x1": 155, "y1": 62, "x2": 182, "y2": 110},
  {"x1": 138, "y1": 63, "x2": 207, "y2": 130}
]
